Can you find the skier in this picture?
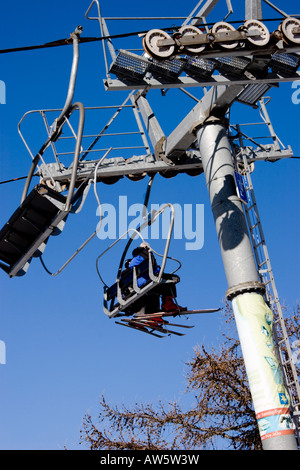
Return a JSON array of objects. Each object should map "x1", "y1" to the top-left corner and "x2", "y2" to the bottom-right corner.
[{"x1": 128, "y1": 242, "x2": 186, "y2": 314}]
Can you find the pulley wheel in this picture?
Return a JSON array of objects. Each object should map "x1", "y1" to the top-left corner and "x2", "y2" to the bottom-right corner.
[
  {"x1": 178, "y1": 25, "x2": 206, "y2": 54},
  {"x1": 211, "y1": 22, "x2": 238, "y2": 49},
  {"x1": 126, "y1": 173, "x2": 147, "y2": 181},
  {"x1": 185, "y1": 168, "x2": 203, "y2": 177},
  {"x1": 143, "y1": 29, "x2": 175, "y2": 60},
  {"x1": 280, "y1": 17, "x2": 300, "y2": 44},
  {"x1": 101, "y1": 176, "x2": 122, "y2": 185},
  {"x1": 159, "y1": 170, "x2": 179, "y2": 178},
  {"x1": 244, "y1": 19, "x2": 270, "y2": 47},
  {"x1": 41, "y1": 178, "x2": 67, "y2": 193}
]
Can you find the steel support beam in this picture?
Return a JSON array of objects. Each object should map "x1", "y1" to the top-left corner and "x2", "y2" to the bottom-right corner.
[
  {"x1": 39, "y1": 153, "x2": 204, "y2": 183},
  {"x1": 190, "y1": 0, "x2": 222, "y2": 26},
  {"x1": 104, "y1": 70, "x2": 300, "y2": 92},
  {"x1": 134, "y1": 93, "x2": 169, "y2": 163},
  {"x1": 196, "y1": 118, "x2": 298, "y2": 450},
  {"x1": 165, "y1": 84, "x2": 245, "y2": 159},
  {"x1": 39, "y1": 143, "x2": 293, "y2": 184},
  {"x1": 245, "y1": 0, "x2": 263, "y2": 20}
]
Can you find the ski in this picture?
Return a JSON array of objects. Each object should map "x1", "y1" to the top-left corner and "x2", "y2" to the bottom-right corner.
[
  {"x1": 115, "y1": 308, "x2": 220, "y2": 337},
  {"x1": 130, "y1": 317, "x2": 194, "y2": 329},
  {"x1": 157, "y1": 321, "x2": 194, "y2": 329},
  {"x1": 115, "y1": 321, "x2": 164, "y2": 338},
  {"x1": 121, "y1": 318, "x2": 185, "y2": 337},
  {"x1": 134, "y1": 308, "x2": 221, "y2": 321}
]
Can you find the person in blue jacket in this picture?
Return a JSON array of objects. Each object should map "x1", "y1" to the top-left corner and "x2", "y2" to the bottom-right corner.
[
  {"x1": 128, "y1": 242, "x2": 185, "y2": 314},
  {"x1": 129, "y1": 242, "x2": 160, "y2": 287}
]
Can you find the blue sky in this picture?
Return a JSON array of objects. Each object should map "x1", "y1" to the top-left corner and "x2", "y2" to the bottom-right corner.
[{"x1": 0, "y1": 0, "x2": 299, "y2": 450}]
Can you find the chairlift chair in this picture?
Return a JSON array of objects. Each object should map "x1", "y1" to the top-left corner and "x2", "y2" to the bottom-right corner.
[
  {"x1": 0, "y1": 100, "x2": 85, "y2": 278},
  {"x1": 0, "y1": 184, "x2": 69, "y2": 277},
  {"x1": 0, "y1": 29, "x2": 85, "y2": 278},
  {"x1": 98, "y1": 204, "x2": 181, "y2": 318}
]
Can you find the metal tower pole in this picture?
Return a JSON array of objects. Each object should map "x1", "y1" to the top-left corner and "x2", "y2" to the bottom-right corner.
[
  {"x1": 196, "y1": 117, "x2": 298, "y2": 450},
  {"x1": 245, "y1": 0, "x2": 262, "y2": 20}
]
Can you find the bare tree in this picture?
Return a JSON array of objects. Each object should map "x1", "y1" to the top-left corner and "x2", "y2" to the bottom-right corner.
[{"x1": 80, "y1": 304, "x2": 300, "y2": 450}]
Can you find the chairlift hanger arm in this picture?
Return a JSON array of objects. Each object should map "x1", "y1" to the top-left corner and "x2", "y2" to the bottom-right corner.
[
  {"x1": 115, "y1": 176, "x2": 157, "y2": 282},
  {"x1": 56, "y1": 27, "x2": 83, "y2": 125},
  {"x1": 20, "y1": 27, "x2": 83, "y2": 206}
]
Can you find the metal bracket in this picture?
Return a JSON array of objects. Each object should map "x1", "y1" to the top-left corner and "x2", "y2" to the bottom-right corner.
[
  {"x1": 226, "y1": 281, "x2": 266, "y2": 300},
  {"x1": 156, "y1": 29, "x2": 261, "y2": 48}
]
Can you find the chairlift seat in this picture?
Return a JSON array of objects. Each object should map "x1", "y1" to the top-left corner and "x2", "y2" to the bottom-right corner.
[
  {"x1": 105, "y1": 259, "x2": 180, "y2": 301},
  {"x1": 0, "y1": 184, "x2": 68, "y2": 277},
  {"x1": 104, "y1": 258, "x2": 180, "y2": 317}
]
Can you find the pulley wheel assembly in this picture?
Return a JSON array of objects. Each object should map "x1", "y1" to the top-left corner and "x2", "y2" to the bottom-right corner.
[
  {"x1": 210, "y1": 22, "x2": 238, "y2": 49},
  {"x1": 126, "y1": 173, "x2": 147, "y2": 181},
  {"x1": 244, "y1": 19, "x2": 270, "y2": 47},
  {"x1": 178, "y1": 25, "x2": 206, "y2": 54},
  {"x1": 143, "y1": 29, "x2": 175, "y2": 60},
  {"x1": 280, "y1": 17, "x2": 300, "y2": 44}
]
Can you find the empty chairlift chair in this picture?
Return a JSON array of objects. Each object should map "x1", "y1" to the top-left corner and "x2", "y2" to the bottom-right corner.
[
  {"x1": 0, "y1": 30, "x2": 85, "y2": 278},
  {"x1": 0, "y1": 184, "x2": 69, "y2": 277}
]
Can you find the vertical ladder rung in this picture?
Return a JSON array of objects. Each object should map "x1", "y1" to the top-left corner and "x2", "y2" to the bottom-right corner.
[
  {"x1": 246, "y1": 203, "x2": 255, "y2": 211},
  {"x1": 249, "y1": 222, "x2": 260, "y2": 231},
  {"x1": 259, "y1": 268, "x2": 270, "y2": 274},
  {"x1": 281, "y1": 358, "x2": 293, "y2": 366},
  {"x1": 258, "y1": 260, "x2": 267, "y2": 267}
]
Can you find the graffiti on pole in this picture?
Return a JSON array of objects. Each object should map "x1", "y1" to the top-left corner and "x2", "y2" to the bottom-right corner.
[{"x1": 232, "y1": 293, "x2": 296, "y2": 442}]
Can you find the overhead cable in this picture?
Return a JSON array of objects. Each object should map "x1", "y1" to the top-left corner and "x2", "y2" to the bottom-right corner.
[{"x1": 0, "y1": 17, "x2": 295, "y2": 55}]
